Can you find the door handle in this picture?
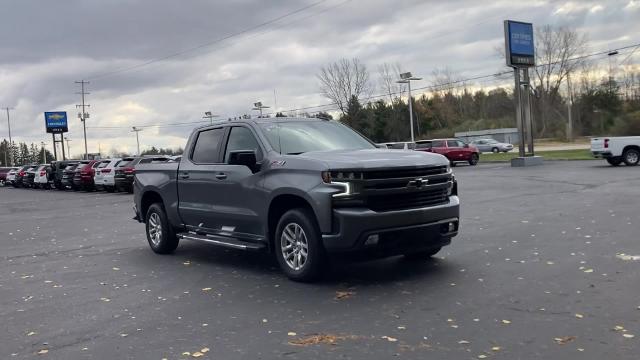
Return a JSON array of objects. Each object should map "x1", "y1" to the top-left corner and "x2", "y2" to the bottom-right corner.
[
  {"x1": 215, "y1": 173, "x2": 227, "y2": 180},
  {"x1": 179, "y1": 172, "x2": 189, "y2": 179}
]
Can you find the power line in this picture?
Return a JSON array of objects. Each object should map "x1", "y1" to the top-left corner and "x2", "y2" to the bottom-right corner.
[{"x1": 87, "y1": 0, "x2": 329, "y2": 81}]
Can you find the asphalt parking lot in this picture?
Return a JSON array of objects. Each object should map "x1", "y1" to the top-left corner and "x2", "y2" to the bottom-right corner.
[{"x1": 1, "y1": 160, "x2": 639, "y2": 359}]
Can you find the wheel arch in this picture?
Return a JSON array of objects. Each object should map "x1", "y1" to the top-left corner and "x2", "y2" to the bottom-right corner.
[
  {"x1": 267, "y1": 194, "x2": 316, "y2": 252},
  {"x1": 140, "y1": 190, "x2": 165, "y2": 222}
]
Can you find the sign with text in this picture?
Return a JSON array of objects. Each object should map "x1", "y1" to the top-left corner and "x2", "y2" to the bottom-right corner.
[
  {"x1": 504, "y1": 20, "x2": 535, "y2": 67},
  {"x1": 44, "y1": 111, "x2": 68, "y2": 133}
]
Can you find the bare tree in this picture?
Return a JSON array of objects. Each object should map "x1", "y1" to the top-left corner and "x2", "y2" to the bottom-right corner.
[
  {"x1": 532, "y1": 25, "x2": 587, "y2": 136},
  {"x1": 430, "y1": 67, "x2": 465, "y2": 96},
  {"x1": 317, "y1": 58, "x2": 371, "y2": 115},
  {"x1": 377, "y1": 62, "x2": 405, "y2": 103}
]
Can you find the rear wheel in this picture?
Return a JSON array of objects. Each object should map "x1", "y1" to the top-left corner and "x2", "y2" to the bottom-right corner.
[
  {"x1": 623, "y1": 148, "x2": 640, "y2": 166},
  {"x1": 404, "y1": 246, "x2": 442, "y2": 260},
  {"x1": 275, "y1": 208, "x2": 326, "y2": 282},
  {"x1": 468, "y1": 153, "x2": 479, "y2": 166},
  {"x1": 145, "y1": 203, "x2": 179, "y2": 254},
  {"x1": 491, "y1": 147, "x2": 499, "y2": 153},
  {"x1": 606, "y1": 157, "x2": 623, "y2": 166}
]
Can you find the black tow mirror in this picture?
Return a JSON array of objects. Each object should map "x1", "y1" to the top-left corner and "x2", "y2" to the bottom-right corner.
[{"x1": 228, "y1": 150, "x2": 258, "y2": 171}]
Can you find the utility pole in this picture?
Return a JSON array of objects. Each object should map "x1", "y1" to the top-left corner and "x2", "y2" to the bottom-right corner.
[
  {"x1": 64, "y1": 137, "x2": 72, "y2": 159},
  {"x1": 203, "y1": 111, "x2": 219, "y2": 124},
  {"x1": 567, "y1": 72, "x2": 573, "y2": 142},
  {"x1": 75, "y1": 80, "x2": 90, "y2": 160},
  {"x1": 132, "y1": 127, "x2": 143, "y2": 156},
  {"x1": 3, "y1": 107, "x2": 13, "y2": 166}
]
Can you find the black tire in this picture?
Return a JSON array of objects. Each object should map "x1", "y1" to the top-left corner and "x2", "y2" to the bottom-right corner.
[
  {"x1": 622, "y1": 148, "x2": 640, "y2": 166},
  {"x1": 404, "y1": 246, "x2": 442, "y2": 260},
  {"x1": 145, "y1": 203, "x2": 179, "y2": 254},
  {"x1": 274, "y1": 208, "x2": 326, "y2": 282},
  {"x1": 106, "y1": 186, "x2": 115, "y2": 193},
  {"x1": 468, "y1": 153, "x2": 479, "y2": 166},
  {"x1": 450, "y1": 161, "x2": 457, "y2": 167},
  {"x1": 491, "y1": 147, "x2": 499, "y2": 153},
  {"x1": 606, "y1": 157, "x2": 623, "y2": 166}
]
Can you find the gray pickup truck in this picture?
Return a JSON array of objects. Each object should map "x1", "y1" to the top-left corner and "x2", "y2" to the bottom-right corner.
[{"x1": 133, "y1": 117, "x2": 459, "y2": 281}]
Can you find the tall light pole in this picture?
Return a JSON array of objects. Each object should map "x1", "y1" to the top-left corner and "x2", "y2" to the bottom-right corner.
[
  {"x1": 397, "y1": 72, "x2": 422, "y2": 143},
  {"x1": 203, "y1": 111, "x2": 219, "y2": 124},
  {"x1": 64, "y1": 137, "x2": 72, "y2": 159},
  {"x1": 132, "y1": 127, "x2": 143, "y2": 156},
  {"x1": 252, "y1": 101, "x2": 270, "y2": 118},
  {"x1": 607, "y1": 50, "x2": 619, "y2": 93},
  {"x1": 3, "y1": 107, "x2": 13, "y2": 166},
  {"x1": 75, "y1": 80, "x2": 90, "y2": 160}
]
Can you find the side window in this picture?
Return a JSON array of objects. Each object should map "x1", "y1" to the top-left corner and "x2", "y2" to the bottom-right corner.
[
  {"x1": 432, "y1": 140, "x2": 445, "y2": 147},
  {"x1": 447, "y1": 140, "x2": 459, "y2": 148},
  {"x1": 223, "y1": 127, "x2": 262, "y2": 163},
  {"x1": 457, "y1": 140, "x2": 466, "y2": 147},
  {"x1": 191, "y1": 128, "x2": 225, "y2": 164}
]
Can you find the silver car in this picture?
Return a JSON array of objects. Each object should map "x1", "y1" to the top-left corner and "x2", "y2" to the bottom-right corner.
[{"x1": 471, "y1": 139, "x2": 513, "y2": 153}]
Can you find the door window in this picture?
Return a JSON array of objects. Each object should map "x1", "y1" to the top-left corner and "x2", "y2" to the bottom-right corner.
[
  {"x1": 191, "y1": 128, "x2": 225, "y2": 164},
  {"x1": 223, "y1": 127, "x2": 262, "y2": 163},
  {"x1": 446, "y1": 140, "x2": 459, "y2": 147},
  {"x1": 432, "y1": 140, "x2": 445, "y2": 147}
]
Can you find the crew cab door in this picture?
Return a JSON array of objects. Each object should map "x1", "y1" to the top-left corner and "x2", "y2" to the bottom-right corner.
[{"x1": 177, "y1": 126, "x2": 265, "y2": 240}]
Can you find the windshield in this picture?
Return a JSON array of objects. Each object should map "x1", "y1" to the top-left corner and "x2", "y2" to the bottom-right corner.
[{"x1": 259, "y1": 121, "x2": 375, "y2": 155}]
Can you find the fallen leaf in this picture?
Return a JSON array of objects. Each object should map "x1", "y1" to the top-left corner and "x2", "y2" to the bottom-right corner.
[
  {"x1": 614, "y1": 325, "x2": 625, "y2": 331},
  {"x1": 583, "y1": 269, "x2": 594, "y2": 273},
  {"x1": 501, "y1": 320, "x2": 511, "y2": 324},
  {"x1": 27, "y1": 331, "x2": 36, "y2": 336},
  {"x1": 623, "y1": 334, "x2": 635, "y2": 339},
  {"x1": 382, "y1": 336, "x2": 398, "y2": 342},
  {"x1": 202, "y1": 287, "x2": 212, "y2": 292},
  {"x1": 288, "y1": 332, "x2": 297, "y2": 336},
  {"x1": 182, "y1": 352, "x2": 191, "y2": 356},
  {"x1": 201, "y1": 348, "x2": 210, "y2": 353},
  {"x1": 112, "y1": 267, "x2": 120, "y2": 271},
  {"x1": 37, "y1": 349, "x2": 48, "y2": 355},
  {"x1": 577, "y1": 348, "x2": 584, "y2": 352},
  {"x1": 289, "y1": 334, "x2": 353, "y2": 346},
  {"x1": 458, "y1": 340, "x2": 470, "y2": 344},
  {"x1": 183, "y1": 261, "x2": 191, "y2": 266},
  {"x1": 575, "y1": 314, "x2": 584, "y2": 319},
  {"x1": 100, "y1": 297, "x2": 110, "y2": 302},
  {"x1": 192, "y1": 352, "x2": 204, "y2": 358},
  {"x1": 334, "y1": 291, "x2": 355, "y2": 300},
  {"x1": 491, "y1": 346, "x2": 501, "y2": 351},
  {"x1": 546, "y1": 261, "x2": 555, "y2": 265},
  {"x1": 478, "y1": 355, "x2": 487, "y2": 359},
  {"x1": 554, "y1": 336, "x2": 576, "y2": 345},
  {"x1": 616, "y1": 254, "x2": 640, "y2": 261}
]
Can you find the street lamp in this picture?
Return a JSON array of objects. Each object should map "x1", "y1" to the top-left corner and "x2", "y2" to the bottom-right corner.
[
  {"x1": 132, "y1": 127, "x2": 143, "y2": 156},
  {"x1": 252, "y1": 102, "x2": 270, "y2": 118},
  {"x1": 203, "y1": 111, "x2": 219, "y2": 124},
  {"x1": 64, "y1": 137, "x2": 72, "y2": 159},
  {"x1": 396, "y1": 72, "x2": 422, "y2": 143}
]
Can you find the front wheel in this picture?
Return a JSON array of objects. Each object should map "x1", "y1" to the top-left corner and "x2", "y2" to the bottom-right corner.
[
  {"x1": 606, "y1": 157, "x2": 623, "y2": 166},
  {"x1": 623, "y1": 148, "x2": 640, "y2": 166},
  {"x1": 145, "y1": 203, "x2": 179, "y2": 254},
  {"x1": 468, "y1": 153, "x2": 479, "y2": 166},
  {"x1": 275, "y1": 208, "x2": 326, "y2": 282},
  {"x1": 491, "y1": 147, "x2": 499, "y2": 153}
]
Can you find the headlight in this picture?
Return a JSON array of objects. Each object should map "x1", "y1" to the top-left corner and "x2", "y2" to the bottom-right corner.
[{"x1": 321, "y1": 171, "x2": 363, "y2": 198}]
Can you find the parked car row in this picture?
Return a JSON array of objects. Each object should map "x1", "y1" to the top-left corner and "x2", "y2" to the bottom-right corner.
[{"x1": 2, "y1": 156, "x2": 175, "y2": 192}]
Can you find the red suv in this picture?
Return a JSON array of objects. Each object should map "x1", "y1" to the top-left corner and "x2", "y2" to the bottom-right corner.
[
  {"x1": 72, "y1": 160, "x2": 100, "y2": 191},
  {"x1": 415, "y1": 138, "x2": 480, "y2": 166}
]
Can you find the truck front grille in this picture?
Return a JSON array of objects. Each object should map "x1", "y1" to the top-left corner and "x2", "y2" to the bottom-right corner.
[{"x1": 365, "y1": 188, "x2": 449, "y2": 211}]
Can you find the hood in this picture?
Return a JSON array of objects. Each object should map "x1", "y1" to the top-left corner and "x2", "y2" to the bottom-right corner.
[{"x1": 297, "y1": 149, "x2": 449, "y2": 170}]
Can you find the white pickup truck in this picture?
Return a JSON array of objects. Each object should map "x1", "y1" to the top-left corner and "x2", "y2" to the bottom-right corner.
[{"x1": 591, "y1": 137, "x2": 640, "y2": 166}]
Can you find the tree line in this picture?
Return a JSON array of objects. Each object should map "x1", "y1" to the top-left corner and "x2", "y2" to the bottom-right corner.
[
  {"x1": 0, "y1": 140, "x2": 55, "y2": 166},
  {"x1": 312, "y1": 25, "x2": 640, "y2": 143}
]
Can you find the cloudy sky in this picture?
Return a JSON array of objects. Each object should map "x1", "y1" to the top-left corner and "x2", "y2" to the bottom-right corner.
[{"x1": 1, "y1": 0, "x2": 638, "y2": 156}]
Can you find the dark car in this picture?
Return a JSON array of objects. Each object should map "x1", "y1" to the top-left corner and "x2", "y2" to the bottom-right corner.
[
  {"x1": 114, "y1": 157, "x2": 140, "y2": 193},
  {"x1": 50, "y1": 160, "x2": 79, "y2": 189},
  {"x1": 23, "y1": 166, "x2": 39, "y2": 188},
  {"x1": 12, "y1": 165, "x2": 36, "y2": 188},
  {"x1": 61, "y1": 163, "x2": 83, "y2": 190},
  {"x1": 73, "y1": 160, "x2": 100, "y2": 191},
  {"x1": 133, "y1": 117, "x2": 459, "y2": 282}
]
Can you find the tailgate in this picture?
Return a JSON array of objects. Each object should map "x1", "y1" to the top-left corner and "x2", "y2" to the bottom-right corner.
[{"x1": 590, "y1": 138, "x2": 606, "y2": 152}]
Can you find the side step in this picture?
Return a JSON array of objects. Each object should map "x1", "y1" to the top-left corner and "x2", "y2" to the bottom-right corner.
[{"x1": 177, "y1": 232, "x2": 266, "y2": 251}]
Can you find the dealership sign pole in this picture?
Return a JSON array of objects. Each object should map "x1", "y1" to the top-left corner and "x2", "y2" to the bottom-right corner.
[
  {"x1": 504, "y1": 20, "x2": 542, "y2": 167},
  {"x1": 44, "y1": 111, "x2": 69, "y2": 161}
]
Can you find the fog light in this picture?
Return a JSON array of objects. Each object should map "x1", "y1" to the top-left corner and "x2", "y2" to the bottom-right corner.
[
  {"x1": 365, "y1": 234, "x2": 379, "y2": 246},
  {"x1": 448, "y1": 222, "x2": 457, "y2": 233}
]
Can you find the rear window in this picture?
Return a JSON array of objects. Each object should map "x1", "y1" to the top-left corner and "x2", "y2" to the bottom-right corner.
[
  {"x1": 97, "y1": 161, "x2": 110, "y2": 169},
  {"x1": 415, "y1": 142, "x2": 432, "y2": 149},
  {"x1": 191, "y1": 128, "x2": 225, "y2": 163},
  {"x1": 117, "y1": 158, "x2": 136, "y2": 168}
]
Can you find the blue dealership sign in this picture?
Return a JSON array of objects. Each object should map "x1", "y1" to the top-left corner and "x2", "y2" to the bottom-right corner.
[
  {"x1": 504, "y1": 20, "x2": 535, "y2": 67},
  {"x1": 44, "y1": 111, "x2": 68, "y2": 133}
]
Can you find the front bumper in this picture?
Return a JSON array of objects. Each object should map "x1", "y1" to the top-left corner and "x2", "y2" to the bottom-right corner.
[{"x1": 322, "y1": 196, "x2": 460, "y2": 255}]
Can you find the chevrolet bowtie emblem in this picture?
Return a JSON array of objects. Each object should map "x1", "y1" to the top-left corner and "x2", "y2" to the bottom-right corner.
[{"x1": 408, "y1": 177, "x2": 427, "y2": 188}]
